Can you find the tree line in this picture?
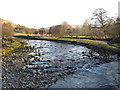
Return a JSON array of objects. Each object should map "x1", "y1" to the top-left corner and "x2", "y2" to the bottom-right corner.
[
  {"x1": 1, "y1": 8, "x2": 120, "y2": 42},
  {"x1": 48, "y1": 8, "x2": 120, "y2": 42}
]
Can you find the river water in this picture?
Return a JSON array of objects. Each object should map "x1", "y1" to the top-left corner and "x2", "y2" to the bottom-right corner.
[{"x1": 23, "y1": 40, "x2": 119, "y2": 88}]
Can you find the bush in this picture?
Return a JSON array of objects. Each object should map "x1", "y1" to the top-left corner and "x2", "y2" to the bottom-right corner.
[{"x1": 2, "y1": 22, "x2": 14, "y2": 37}]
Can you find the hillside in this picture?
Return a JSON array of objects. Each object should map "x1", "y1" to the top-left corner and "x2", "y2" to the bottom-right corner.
[
  {"x1": 0, "y1": 18, "x2": 38, "y2": 35},
  {"x1": 0, "y1": 18, "x2": 17, "y2": 28}
]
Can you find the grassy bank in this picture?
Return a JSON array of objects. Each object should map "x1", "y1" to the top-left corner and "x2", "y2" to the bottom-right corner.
[
  {"x1": 13, "y1": 35, "x2": 120, "y2": 54},
  {"x1": 37, "y1": 37, "x2": 120, "y2": 54},
  {"x1": 2, "y1": 37, "x2": 22, "y2": 55},
  {"x1": 2, "y1": 41, "x2": 34, "y2": 88}
]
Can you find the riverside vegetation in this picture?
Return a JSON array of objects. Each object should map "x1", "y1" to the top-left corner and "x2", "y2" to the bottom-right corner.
[{"x1": 1, "y1": 7, "x2": 120, "y2": 88}]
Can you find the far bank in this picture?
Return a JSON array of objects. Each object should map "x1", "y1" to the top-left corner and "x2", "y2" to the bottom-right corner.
[{"x1": 14, "y1": 35, "x2": 120, "y2": 55}]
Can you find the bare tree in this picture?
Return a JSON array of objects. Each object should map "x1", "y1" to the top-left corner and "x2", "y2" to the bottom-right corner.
[
  {"x1": 70, "y1": 25, "x2": 82, "y2": 37},
  {"x1": 91, "y1": 8, "x2": 115, "y2": 38},
  {"x1": 81, "y1": 19, "x2": 91, "y2": 36},
  {"x1": 50, "y1": 25, "x2": 67, "y2": 37},
  {"x1": 91, "y1": 8, "x2": 109, "y2": 28},
  {"x1": 49, "y1": 21, "x2": 72, "y2": 37}
]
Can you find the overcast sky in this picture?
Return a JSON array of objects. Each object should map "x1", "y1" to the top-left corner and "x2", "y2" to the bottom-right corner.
[{"x1": 0, "y1": 0, "x2": 119, "y2": 28}]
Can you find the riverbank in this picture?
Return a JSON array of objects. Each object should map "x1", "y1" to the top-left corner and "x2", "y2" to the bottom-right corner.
[
  {"x1": 14, "y1": 35, "x2": 120, "y2": 55},
  {"x1": 2, "y1": 37, "x2": 120, "y2": 88},
  {"x1": 2, "y1": 37, "x2": 37, "y2": 88},
  {"x1": 2, "y1": 42, "x2": 34, "y2": 88},
  {"x1": 2, "y1": 37, "x2": 23, "y2": 56}
]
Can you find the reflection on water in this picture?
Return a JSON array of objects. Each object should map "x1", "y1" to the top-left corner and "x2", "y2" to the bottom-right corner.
[{"x1": 23, "y1": 40, "x2": 119, "y2": 88}]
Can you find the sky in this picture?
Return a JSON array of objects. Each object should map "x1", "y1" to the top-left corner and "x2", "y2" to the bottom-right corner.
[{"x1": 0, "y1": 0, "x2": 119, "y2": 28}]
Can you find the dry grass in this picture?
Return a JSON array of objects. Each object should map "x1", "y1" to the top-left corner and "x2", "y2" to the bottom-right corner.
[
  {"x1": 14, "y1": 33, "x2": 51, "y2": 37},
  {"x1": 2, "y1": 37, "x2": 22, "y2": 55},
  {"x1": 39, "y1": 37, "x2": 120, "y2": 53},
  {"x1": 13, "y1": 33, "x2": 120, "y2": 53}
]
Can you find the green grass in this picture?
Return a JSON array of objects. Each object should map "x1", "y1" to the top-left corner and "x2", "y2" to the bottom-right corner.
[
  {"x1": 38, "y1": 36, "x2": 120, "y2": 53},
  {"x1": 64, "y1": 35, "x2": 107, "y2": 39},
  {"x1": 2, "y1": 37, "x2": 22, "y2": 55},
  {"x1": 13, "y1": 34, "x2": 120, "y2": 53},
  {"x1": 108, "y1": 43, "x2": 120, "y2": 48}
]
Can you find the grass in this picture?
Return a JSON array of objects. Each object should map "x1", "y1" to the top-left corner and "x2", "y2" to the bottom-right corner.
[
  {"x1": 2, "y1": 37, "x2": 22, "y2": 55},
  {"x1": 38, "y1": 36, "x2": 120, "y2": 53},
  {"x1": 14, "y1": 33, "x2": 51, "y2": 37},
  {"x1": 14, "y1": 33, "x2": 120, "y2": 54},
  {"x1": 108, "y1": 42, "x2": 120, "y2": 47}
]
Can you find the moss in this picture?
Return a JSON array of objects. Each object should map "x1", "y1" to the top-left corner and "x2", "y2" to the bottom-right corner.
[
  {"x1": 108, "y1": 43, "x2": 120, "y2": 48},
  {"x1": 2, "y1": 37, "x2": 22, "y2": 55}
]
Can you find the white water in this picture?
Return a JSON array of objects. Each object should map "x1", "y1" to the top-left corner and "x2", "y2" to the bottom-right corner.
[{"x1": 25, "y1": 40, "x2": 119, "y2": 88}]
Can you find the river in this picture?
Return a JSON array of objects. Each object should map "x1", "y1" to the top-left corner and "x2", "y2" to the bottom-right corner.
[{"x1": 22, "y1": 40, "x2": 119, "y2": 88}]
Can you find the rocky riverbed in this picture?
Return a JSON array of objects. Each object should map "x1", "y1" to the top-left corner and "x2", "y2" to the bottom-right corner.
[
  {"x1": 2, "y1": 45, "x2": 34, "y2": 88},
  {"x1": 2, "y1": 40, "x2": 120, "y2": 89},
  {"x1": 50, "y1": 61, "x2": 120, "y2": 88}
]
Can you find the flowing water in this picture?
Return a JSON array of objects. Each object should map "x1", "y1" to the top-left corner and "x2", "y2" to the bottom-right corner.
[{"x1": 23, "y1": 40, "x2": 119, "y2": 88}]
